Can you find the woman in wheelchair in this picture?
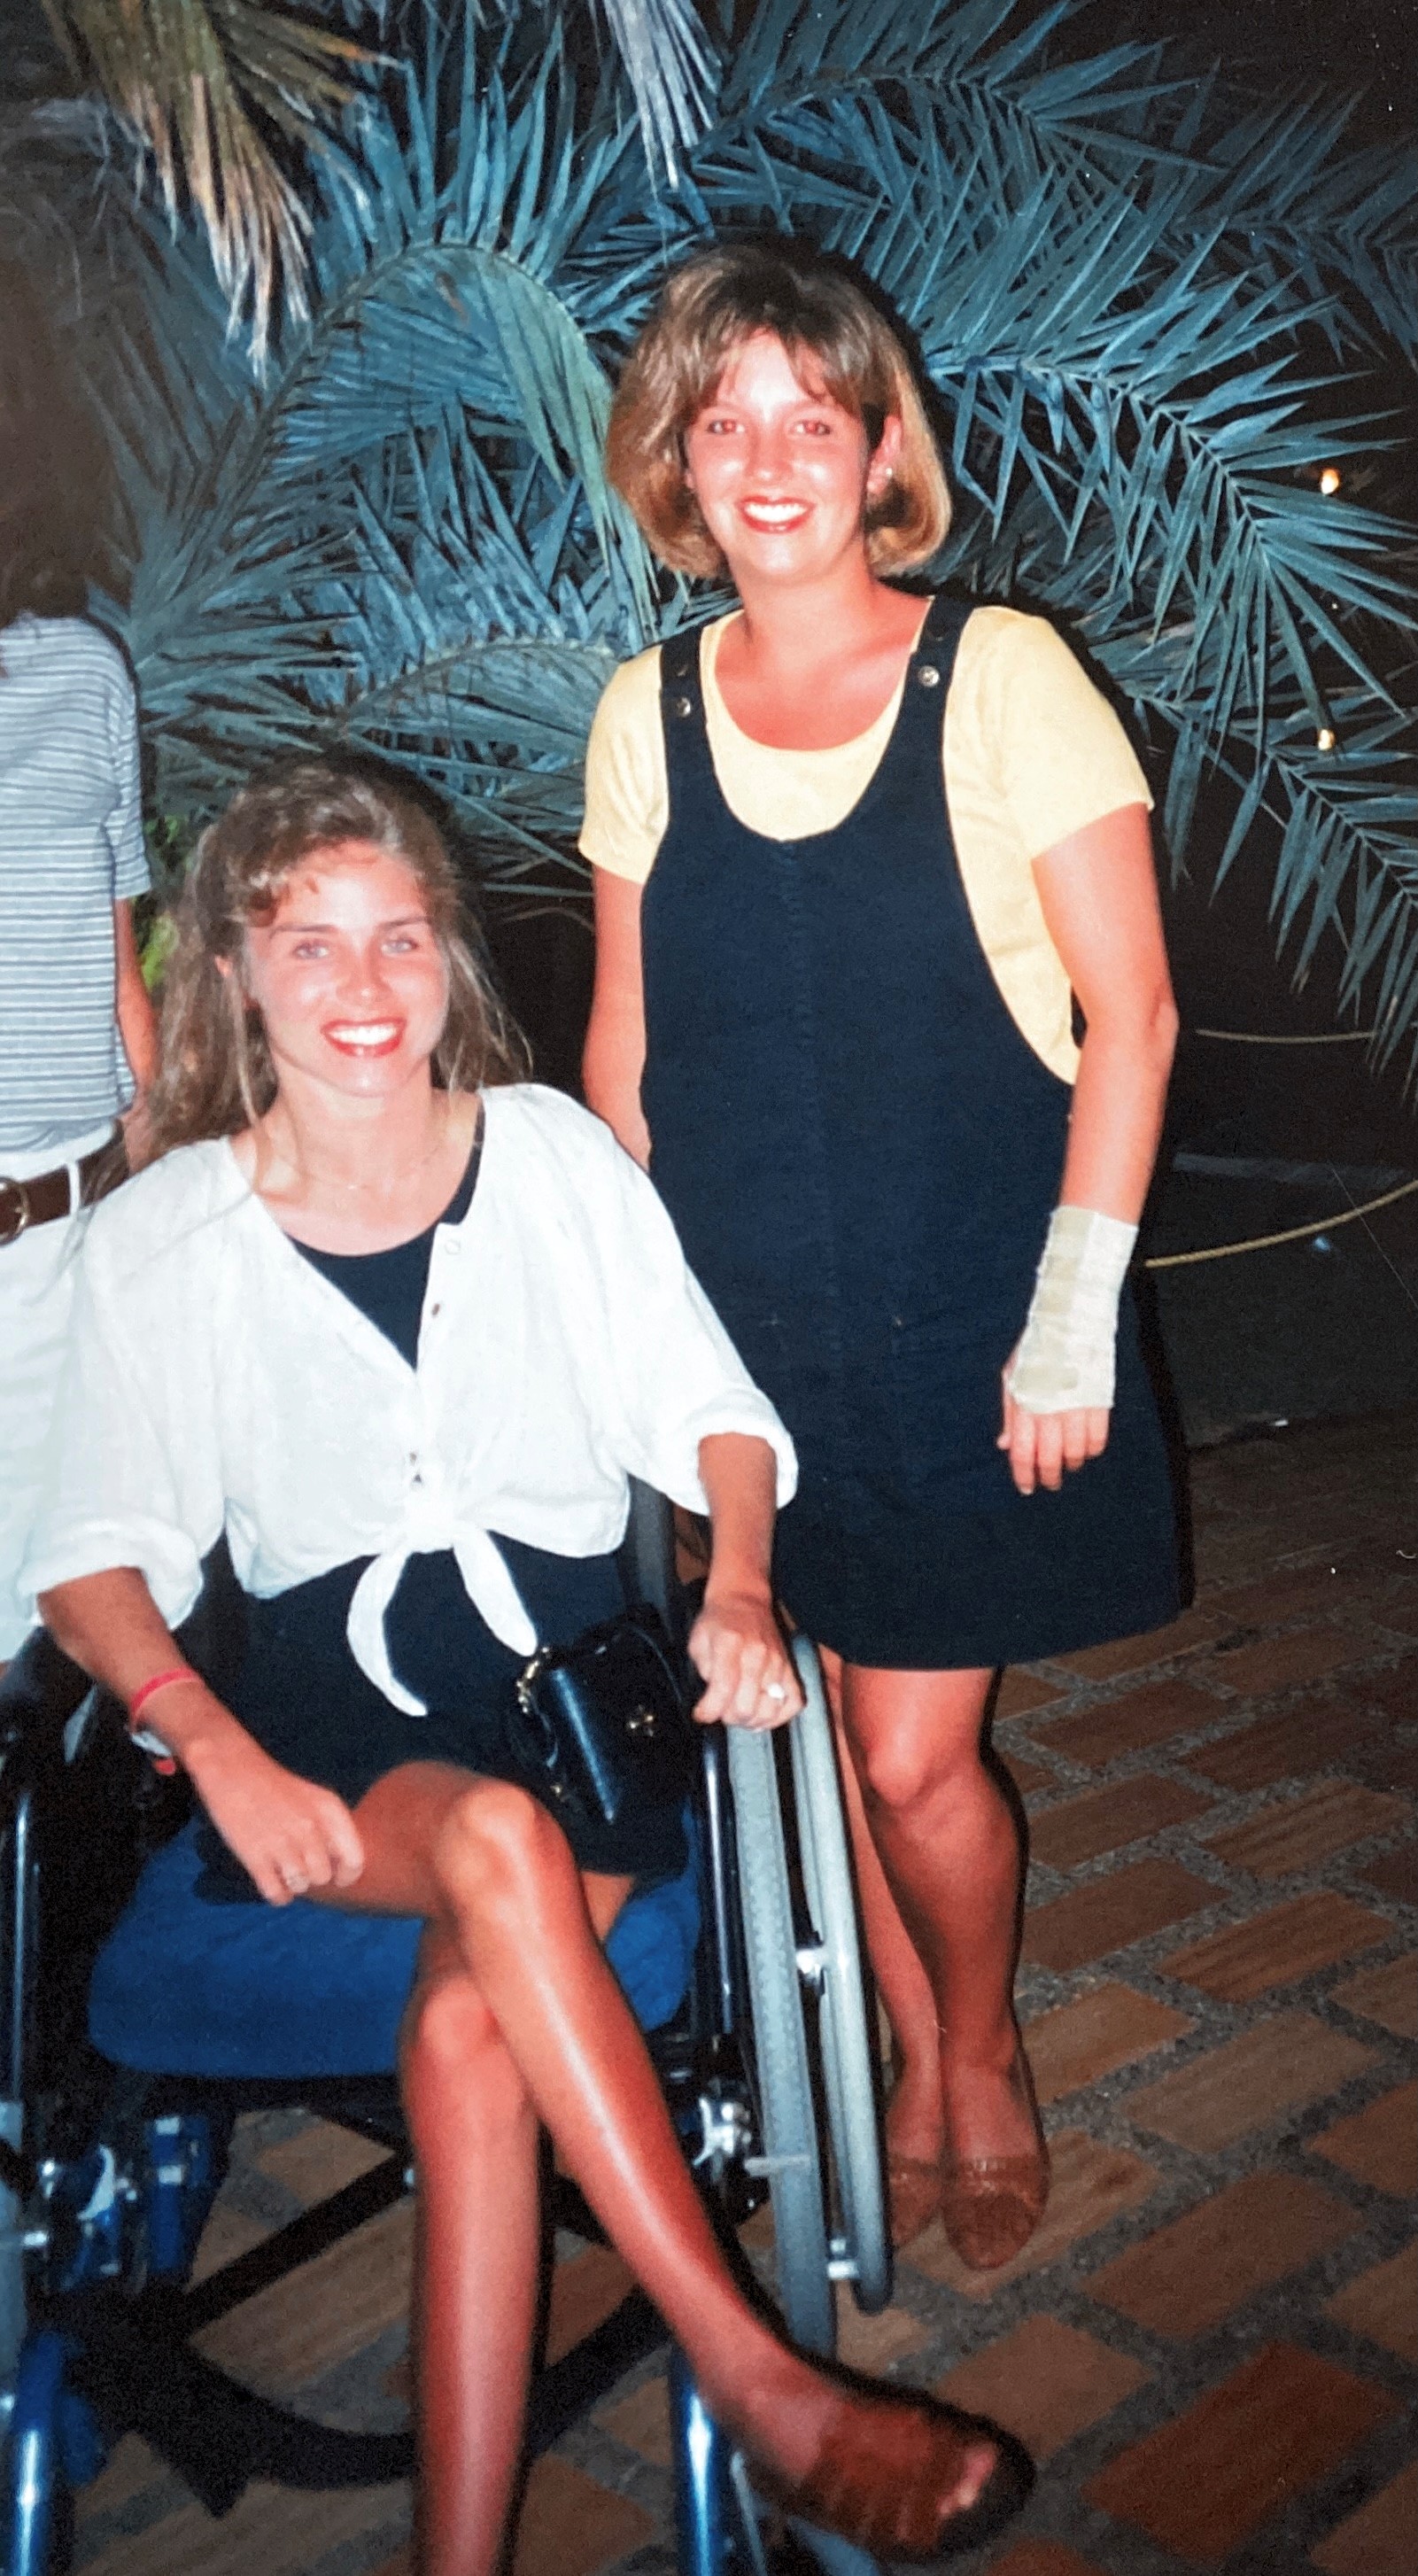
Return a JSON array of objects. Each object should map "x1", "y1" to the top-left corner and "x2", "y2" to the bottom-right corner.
[{"x1": 25, "y1": 763, "x2": 1027, "y2": 2573}]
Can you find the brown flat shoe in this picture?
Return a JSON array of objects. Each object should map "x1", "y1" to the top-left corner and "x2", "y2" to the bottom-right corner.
[
  {"x1": 887, "y1": 2149, "x2": 943, "y2": 2248},
  {"x1": 940, "y1": 2045, "x2": 1050, "y2": 2271},
  {"x1": 752, "y1": 2378, "x2": 1034, "y2": 2564}
]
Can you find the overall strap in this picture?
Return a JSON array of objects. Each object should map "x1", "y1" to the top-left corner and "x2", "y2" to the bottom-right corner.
[
  {"x1": 878, "y1": 592, "x2": 972, "y2": 780},
  {"x1": 658, "y1": 619, "x2": 720, "y2": 813},
  {"x1": 660, "y1": 597, "x2": 970, "y2": 713},
  {"x1": 659, "y1": 620, "x2": 707, "y2": 702},
  {"x1": 905, "y1": 591, "x2": 972, "y2": 696},
  {"x1": 657, "y1": 596, "x2": 974, "y2": 812}
]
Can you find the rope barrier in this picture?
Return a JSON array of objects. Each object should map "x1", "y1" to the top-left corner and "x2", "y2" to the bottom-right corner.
[
  {"x1": 1144, "y1": 1173, "x2": 1418, "y2": 1268},
  {"x1": 1190, "y1": 1026, "x2": 1376, "y2": 1044}
]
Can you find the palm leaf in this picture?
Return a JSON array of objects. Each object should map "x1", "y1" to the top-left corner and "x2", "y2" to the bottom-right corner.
[
  {"x1": 595, "y1": 0, "x2": 718, "y2": 180},
  {"x1": 40, "y1": 0, "x2": 369, "y2": 360}
]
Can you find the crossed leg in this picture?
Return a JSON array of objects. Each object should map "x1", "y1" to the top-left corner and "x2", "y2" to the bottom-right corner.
[{"x1": 317, "y1": 1760, "x2": 1001, "y2": 2574}]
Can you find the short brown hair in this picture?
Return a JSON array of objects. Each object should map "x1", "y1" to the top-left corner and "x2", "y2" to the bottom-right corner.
[
  {"x1": 149, "y1": 760, "x2": 528, "y2": 1155},
  {"x1": 607, "y1": 241, "x2": 951, "y2": 579}
]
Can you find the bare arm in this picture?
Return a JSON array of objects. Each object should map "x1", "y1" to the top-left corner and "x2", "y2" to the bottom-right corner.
[
  {"x1": 1034, "y1": 803, "x2": 1178, "y2": 1221},
  {"x1": 687, "y1": 1432, "x2": 801, "y2": 1728},
  {"x1": 584, "y1": 866, "x2": 651, "y2": 1167},
  {"x1": 39, "y1": 1566, "x2": 363, "y2": 1904},
  {"x1": 113, "y1": 901, "x2": 159, "y2": 1164},
  {"x1": 1000, "y1": 803, "x2": 1178, "y2": 1494},
  {"x1": 42, "y1": 1565, "x2": 204, "y2": 1715}
]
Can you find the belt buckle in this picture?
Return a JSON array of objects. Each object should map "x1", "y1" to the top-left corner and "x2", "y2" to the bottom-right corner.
[{"x1": 0, "y1": 1177, "x2": 32, "y2": 1246}]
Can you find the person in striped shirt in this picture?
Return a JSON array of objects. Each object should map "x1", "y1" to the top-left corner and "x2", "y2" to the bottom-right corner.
[{"x1": 0, "y1": 531, "x2": 157, "y2": 1662}]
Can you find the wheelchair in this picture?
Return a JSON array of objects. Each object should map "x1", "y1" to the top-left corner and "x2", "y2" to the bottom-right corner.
[{"x1": 0, "y1": 1488, "x2": 891, "y2": 2576}]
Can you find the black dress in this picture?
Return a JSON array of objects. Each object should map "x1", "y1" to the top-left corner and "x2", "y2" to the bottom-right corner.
[
  {"x1": 639, "y1": 596, "x2": 1182, "y2": 1672},
  {"x1": 194, "y1": 1137, "x2": 687, "y2": 1897}
]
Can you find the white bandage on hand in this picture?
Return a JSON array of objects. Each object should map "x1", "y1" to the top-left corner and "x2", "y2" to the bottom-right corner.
[{"x1": 1004, "y1": 1205, "x2": 1138, "y2": 1416}]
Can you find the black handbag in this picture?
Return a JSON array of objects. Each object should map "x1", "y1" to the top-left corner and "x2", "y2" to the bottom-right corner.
[{"x1": 512, "y1": 1603, "x2": 695, "y2": 1830}]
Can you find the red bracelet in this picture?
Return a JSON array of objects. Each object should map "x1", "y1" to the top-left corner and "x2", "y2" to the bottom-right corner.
[{"x1": 128, "y1": 1666, "x2": 198, "y2": 1724}]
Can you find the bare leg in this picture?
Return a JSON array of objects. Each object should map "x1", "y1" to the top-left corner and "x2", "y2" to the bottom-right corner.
[
  {"x1": 322, "y1": 1762, "x2": 1001, "y2": 2571},
  {"x1": 340, "y1": 1792, "x2": 633, "y2": 2576},
  {"x1": 818, "y1": 1647, "x2": 941, "y2": 2169},
  {"x1": 838, "y1": 1666, "x2": 1036, "y2": 2170},
  {"x1": 399, "y1": 1931, "x2": 540, "y2": 2576}
]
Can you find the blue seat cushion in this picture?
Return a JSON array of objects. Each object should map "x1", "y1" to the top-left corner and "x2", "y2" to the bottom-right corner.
[{"x1": 89, "y1": 1819, "x2": 699, "y2": 2078}]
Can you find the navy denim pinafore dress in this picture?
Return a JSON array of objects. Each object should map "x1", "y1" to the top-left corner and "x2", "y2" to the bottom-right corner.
[{"x1": 639, "y1": 596, "x2": 1181, "y2": 1670}]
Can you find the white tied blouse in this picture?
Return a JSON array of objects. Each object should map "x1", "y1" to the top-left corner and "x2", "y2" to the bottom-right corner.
[{"x1": 24, "y1": 1087, "x2": 797, "y2": 1713}]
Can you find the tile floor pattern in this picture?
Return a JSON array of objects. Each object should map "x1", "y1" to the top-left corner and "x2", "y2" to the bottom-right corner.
[{"x1": 71, "y1": 1408, "x2": 1416, "y2": 2576}]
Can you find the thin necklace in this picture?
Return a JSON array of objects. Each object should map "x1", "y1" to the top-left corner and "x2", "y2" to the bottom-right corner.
[{"x1": 267, "y1": 1110, "x2": 453, "y2": 1199}]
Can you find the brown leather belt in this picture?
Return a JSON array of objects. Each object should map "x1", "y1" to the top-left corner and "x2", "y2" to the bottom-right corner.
[{"x1": 0, "y1": 1134, "x2": 127, "y2": 1248}]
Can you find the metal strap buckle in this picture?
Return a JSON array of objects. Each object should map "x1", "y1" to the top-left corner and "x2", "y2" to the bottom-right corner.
[
  {"x1": 0, "y1": 1179, "x2": 32, "y2": 1247},
  {"x1": 515, "y1": 1643, "x2": 554, "y2": 1713}
]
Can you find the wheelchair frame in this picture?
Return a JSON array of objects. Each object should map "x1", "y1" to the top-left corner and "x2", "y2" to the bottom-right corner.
[{"x1": 0, "y1": 1492, "x2": 889, "y2": 2576}]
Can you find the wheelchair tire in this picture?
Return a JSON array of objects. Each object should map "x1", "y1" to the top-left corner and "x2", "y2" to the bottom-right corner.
[
  {"x1": 4, "y1": 2329, "x2": 68, "y2": 2576},
  {"x1": 724, "y1": 1726, "x2": 833, "y2": 2358},
  {"x1": 786, "y1": 1640, "x2": 891, "y2": 2316}
]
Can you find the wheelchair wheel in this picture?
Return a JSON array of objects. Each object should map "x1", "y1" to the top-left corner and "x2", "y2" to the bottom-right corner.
[
  {"x1": 724, "y1": 1726, "x2": 833, "y2": 2357},
  {"x1": 4, "y1": 2329, "x2": 69, "y2": 2576},
  {"x1": 786, "y1": 1639, "x2": 891, "y2": 2316}
]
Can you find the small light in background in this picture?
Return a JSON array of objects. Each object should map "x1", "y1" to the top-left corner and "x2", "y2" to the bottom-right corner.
[
  {"x1": 1319, "y1": 466, "x2": 1343, "y2": 494},
  {"x1": 1316, "y1": 726, "x2": 1337, "y2": 751}
]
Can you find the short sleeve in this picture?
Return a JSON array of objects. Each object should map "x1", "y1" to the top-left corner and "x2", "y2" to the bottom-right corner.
[
  {"x1": 103, "y1": 652, "x2": 150, "y2": 901},
  {"x1": 578, "y1": 649, "x2": 670, "y2": 886},
  {"x1": 982, "y1": 615, "x2": 1152, "y2": 864}
]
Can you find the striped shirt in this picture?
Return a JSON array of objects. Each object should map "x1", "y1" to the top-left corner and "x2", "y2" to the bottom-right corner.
[{"x1": 0, "y1": 617, "x2": 150, "y2": 1154}]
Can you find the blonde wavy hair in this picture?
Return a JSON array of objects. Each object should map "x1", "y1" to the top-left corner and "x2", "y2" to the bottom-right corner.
[
  {"x1": 148, "y1": 761, "x2": 529, "y2": 1157},
  {"x1": 607, "y1": 240, "x2": 951, "y2": 579}
]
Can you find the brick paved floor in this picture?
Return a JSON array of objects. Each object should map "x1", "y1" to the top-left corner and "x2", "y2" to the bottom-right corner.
[{"x1": 72, "y1": 1408, "x2": 1416, "y2": 2576}]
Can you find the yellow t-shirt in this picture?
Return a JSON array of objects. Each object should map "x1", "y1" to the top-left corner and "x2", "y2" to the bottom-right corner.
[{"x1": 578, "y1": 605, "x2": 1152, "y2": 1084}]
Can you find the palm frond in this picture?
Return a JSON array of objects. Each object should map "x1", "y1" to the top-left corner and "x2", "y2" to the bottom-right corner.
[
  {"x1": 1186, "y1": 91, "x2": 1418, "y2": 368},
  {"x1": 714, "y1": 0, "x2": 1190, "y2": 189},
  {"x1": 596, "y1": 0, "x2": 718, "y2": 181},
  {"x1": 40, "y1": 0, "x2": 369, "y2": 359}
]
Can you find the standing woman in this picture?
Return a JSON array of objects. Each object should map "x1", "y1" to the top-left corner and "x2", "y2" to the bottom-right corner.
[{"x1": 584, "y1": 243, "x2": 1182, "y2": 2267}]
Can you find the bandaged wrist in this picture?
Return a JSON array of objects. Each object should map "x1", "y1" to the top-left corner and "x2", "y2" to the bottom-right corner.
[{"x1": 1004, "y1": 1205, "x2": 1137, "y2": 1415}]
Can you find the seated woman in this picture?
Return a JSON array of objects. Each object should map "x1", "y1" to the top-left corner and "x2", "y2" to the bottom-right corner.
[{"x1": 26, "y1": 762, "x2": 1029, "y2": 2576}]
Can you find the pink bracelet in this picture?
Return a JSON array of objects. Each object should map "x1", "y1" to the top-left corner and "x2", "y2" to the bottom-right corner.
[{"x1": 128, "y1": 1666, "x2": 198, "y2": 1724}]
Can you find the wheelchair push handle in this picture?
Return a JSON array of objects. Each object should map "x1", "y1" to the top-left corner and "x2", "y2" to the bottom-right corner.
[{"x1": 620, "y1": 1479, "x2": 686, "y2": 1641}]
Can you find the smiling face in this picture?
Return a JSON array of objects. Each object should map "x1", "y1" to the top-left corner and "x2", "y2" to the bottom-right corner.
[
  {"x1": 238, "y1": 841, "x2": 450, "y2": 1106},
  {"x1": 682, "y1": 331, "x2": 900, "y2": 590}
]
